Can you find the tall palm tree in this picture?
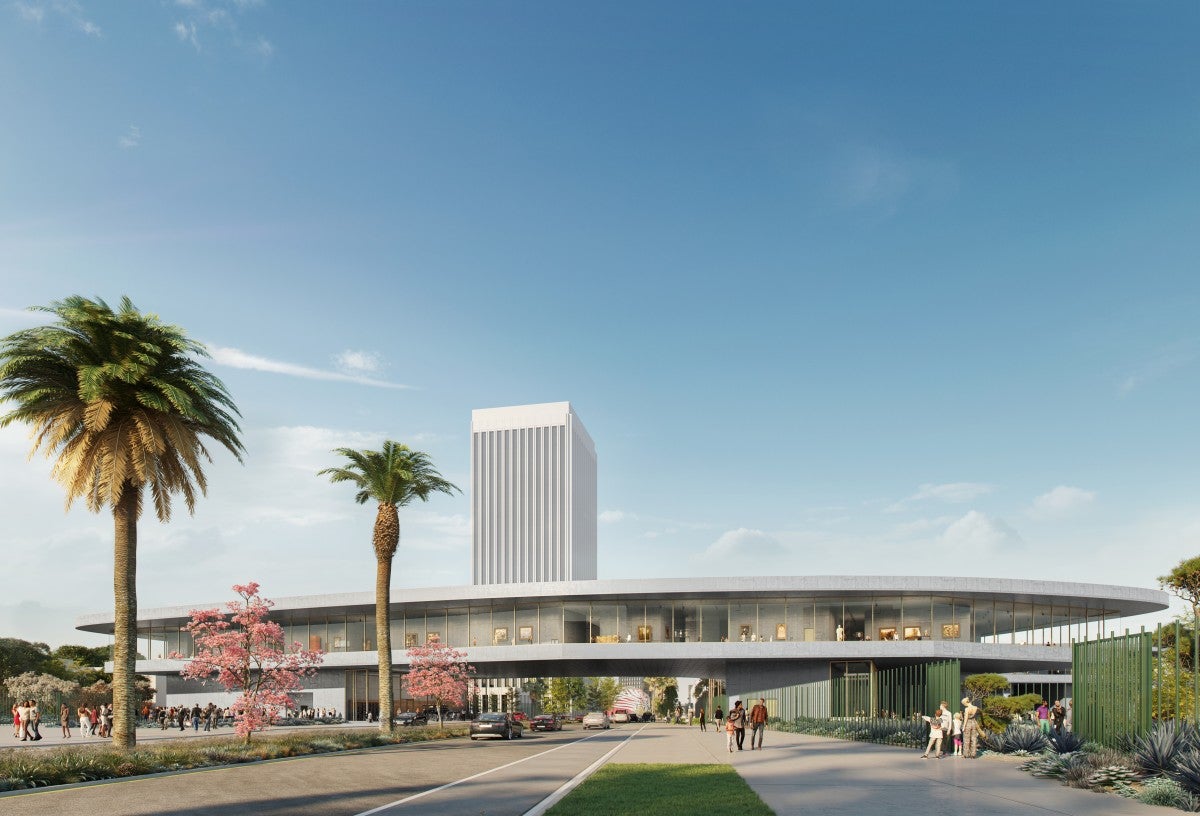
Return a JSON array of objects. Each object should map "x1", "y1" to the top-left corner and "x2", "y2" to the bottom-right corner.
[
  {"x1": 0, "y1": 296, "x2": 243, "y2": 748},
  {"x1": 320, "y1": 441, "x2": 458, "y2": 733}
]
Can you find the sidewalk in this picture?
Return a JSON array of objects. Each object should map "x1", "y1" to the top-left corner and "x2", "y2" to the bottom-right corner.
[
  {"x1": 603, "y1": 724, "x2": 1168, "y2": 816},
  {"x1": 2, "y1": 720, "x2": 362, "y2": 750}
]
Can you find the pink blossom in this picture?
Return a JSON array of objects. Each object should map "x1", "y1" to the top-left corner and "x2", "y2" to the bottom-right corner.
[
  {"x1": 175, "y1": 582, "x2": 323, "y2": 741},
  {"x1": 403, "y1": 636, "x2": 475, "y2": 724}
]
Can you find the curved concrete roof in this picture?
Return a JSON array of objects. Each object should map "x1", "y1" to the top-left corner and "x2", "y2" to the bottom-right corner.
[{"x1": 76, "y1": 575, "x2": 1168, "y2": 633}]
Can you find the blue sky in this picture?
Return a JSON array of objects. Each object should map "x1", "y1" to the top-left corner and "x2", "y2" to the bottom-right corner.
[{"x1": 1, "y1": 1, "x2": 1198, "y2": 647}]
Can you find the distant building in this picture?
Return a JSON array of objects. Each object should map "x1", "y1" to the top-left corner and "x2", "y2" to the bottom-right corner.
[{"x1": 471, "y1": 402, "x2": 597, "y2": 584}]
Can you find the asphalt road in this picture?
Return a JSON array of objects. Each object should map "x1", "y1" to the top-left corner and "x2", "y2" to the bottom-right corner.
[{"x1": 0, "y1": 725, "x2": 641, "y2": 816}]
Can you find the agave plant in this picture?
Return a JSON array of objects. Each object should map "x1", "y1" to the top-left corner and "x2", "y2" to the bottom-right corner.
[
  {"x1": 988, "y1": 724, "x2": 1050, "y2": 754},
  {"x1": 1135, "y1": 721, "x2": 1192, "y2": 777},
  {"x1": 1172, "y1": 748, "x2": 1200, "y2": 795},
  {"x1": 1048, "y1": 730, "x2": 1086, "y2": 754},
  {"x1": 1086, "y1": 765, "x2": 1143, "y2": 789}
]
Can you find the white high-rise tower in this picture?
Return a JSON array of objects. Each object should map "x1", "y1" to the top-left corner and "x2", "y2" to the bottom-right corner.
[{"x1": 471, "y1": 402, "x2": 597, "y2": 585}]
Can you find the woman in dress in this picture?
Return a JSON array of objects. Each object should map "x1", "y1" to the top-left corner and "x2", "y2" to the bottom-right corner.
[{"x1": 60, "y1": 703, "x2": 71, "y2": 738}]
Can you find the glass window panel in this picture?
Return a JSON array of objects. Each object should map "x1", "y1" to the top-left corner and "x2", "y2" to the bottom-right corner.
[
  {"x1": 469, "y1": 606, "x2": 490, "y2": 648},
  {"x1": 699, "y1": 603, "x2": 727, "y2": 642},
  {"x1": 446, "y1": 607, "x2": 469, "y2": 647},
  {"x1": 644, "y1": 603, "x2": 672, "y2": 643},
  {"x1": 815, "y1": 601, "x2": 839, "y2": 641},
  {"x1": 996, "y1": 601, "x2": 1014, "y2": 644},
  {"x1": 789, "y1": 599, "x2": 815, "y2": 642},
  {"x1": 872, "y1": 598, "x2": 902, "y2": 642},
  {"x1": 590, "y1": 602, "x2": 620, "y2": 642},
  {"x1": 345, "y1": 617, "x2": 365, "y2": 651},
  {"x1": 425, "y1": 608, "x2": 447, "y2": 645},
  {"x1": 1034, "y1": 605, "x2": 1054, "y2": 646},
  {"x1": 490, "y1": 605, "x2": 514, "y2": 645},
  {"x1": 729, "y1": 601, "x2": 758, "y2": 641},
  {"x1": 973, "y1": 601, "x2": 994, "y2": 642},
  {"x1": 1014, "y1": 603, "x2": 1034, "y2": 645},
  {"x1": 953, "y1": 602, "x2": 973, "y2": 641},
  {"x1": 932, "y1": 598, "x2": 956, "y2": 640},
  {"x1": 515, "y1": 605, "x2": 538, "y2": 644},
  {"x1": 843, "y1": 601, "x2": 870, "y2": 641},
  {"x1": 327, "y1": 616, "x2": 347, "y2": 652},
  {"x1": 564, "y1": 604, "x2": 590, "y2": 643},
  {"x1": 390, "y1": 616, "x2": 404, "y2": 650},
  {"x1": 901, "y1": 597, "x2": 931, "y2": 640},
  {"x1": 540, "y1": 604, "x2": 562, "y2": 644},
  {"x1": 674, "y1": 603, "x2": 698, "y2": 642}
]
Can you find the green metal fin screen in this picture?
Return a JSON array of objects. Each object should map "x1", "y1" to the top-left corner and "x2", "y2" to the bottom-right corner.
[{"x1": 1073, "y1": 629, "x2": 1152, "y2": 746}]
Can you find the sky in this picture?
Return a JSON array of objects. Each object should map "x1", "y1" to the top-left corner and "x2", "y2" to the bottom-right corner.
[{"x1": 1, "y1": 1, "x2": 1198, "y2": 648}]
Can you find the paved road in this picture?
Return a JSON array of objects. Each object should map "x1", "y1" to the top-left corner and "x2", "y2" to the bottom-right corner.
[
  {"x1": 0, "y1": 726, "x2": 637, "y2": 816},
  {"x1": 1, "y1": 724, "x2": 1178, "y2": 815}
]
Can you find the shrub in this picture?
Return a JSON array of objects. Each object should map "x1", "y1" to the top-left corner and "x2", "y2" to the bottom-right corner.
[
  {"x1": 985, "y1": 724, "x2": 1049, "y2": 754},
  {"x1": 1138, "y1": 777, "x2": 1190, "y2": 808},
  {"x1": 1173, "y1": 748, "x2": 1200, "y2": 795},
  {"x1": 1086, "y1": 765, "x2": 1143, "y2": 789}
]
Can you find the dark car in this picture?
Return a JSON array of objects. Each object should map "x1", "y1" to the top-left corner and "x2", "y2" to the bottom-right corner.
[
  {"x1": 530, "y1": 714, "x2": 563, "y2": 731},
  {"x1": 395, "y1": 711, "x2": 428, "y2": 726},
  {"x1": 470, "y1": 712, "x2": 524, "y2": 740},
  {"x1": 640, "y1": 712, "x2": 656, "y2": 722}
]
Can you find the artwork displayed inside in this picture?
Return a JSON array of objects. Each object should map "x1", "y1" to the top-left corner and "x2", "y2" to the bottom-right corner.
[
  {"x1": 637, "y1": 625, "x2": 653, "y2": 642},
  {"x1": 493, "y1": 627, "x2": 509, "y2": 644},
  {"x1": 942, "y1": 623, "x2": 961, "y2": 639},
  {"x1": 878, "y1": 627, "x2": 897, "y2": 641},
  {"x1": 903, "y1": 626, "x2": 922, "y2": 641},
  {"x1": 426, "y1": 632, "x2": 439, "y2": 643},
  {"x1": 404, "y1": 633, "x2": 417, "y2": 648},
  {"x1": 739, "y1": 624, "x2": 752, "y2": 640},
  {"x1": 776, "y1": 623, "x2": 787, "y2": 640},
  {"x1": 519, "y1": 625, "x2": 534, "y2": 642}
]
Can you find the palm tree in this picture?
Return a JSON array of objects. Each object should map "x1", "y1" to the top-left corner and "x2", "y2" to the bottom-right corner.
[
  {"x1": 0, "y1": 296, "x2": 243, "y2": 748},
  {"x1": 319, "y1": 441, "x2": 458, "y2": 732}
]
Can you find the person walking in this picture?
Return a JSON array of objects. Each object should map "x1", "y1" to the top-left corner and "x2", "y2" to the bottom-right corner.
[
  {"x1": 16, "y1": 700, "x2": 31, "y2": 741},
  {"x1": 60, "y1": 703, "x2": 71, "y2": 738},
  {"x1": 191, "y1": 703, "x2": 202, "y2": 731},
  {"x1": 728, "y1": 700, "x2": 747, "y2": 751},
  {"x1": 1036, "y1": 700, "x2": 1050, "y2": 734},
  {"x1": 961, "y1": 697, "x2": 980, "y2": 758},
  {"x1": 12, "y1": 703, "x2": 22, "y2": 739},
  {"x1": 951, "y1": 712, "x2": 963, "y2": 756},
  {"x1": 749, "y1": 698, "x2": 768, "y2": 750},
  {"x1": 1050, "y1": 700, "x2": 1067, "y2": 738},
  {"x1": 696, "y1": 704, "x2": 707, "y2": 732},
  {"x1": 714, "y1": 704, "x2": 724, "y2": 731}
]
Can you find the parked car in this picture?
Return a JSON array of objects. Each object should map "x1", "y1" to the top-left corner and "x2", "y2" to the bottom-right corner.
[
  {"x1": 639, "y1": 712, "x2": 656, "y2": 722},
  {"x1": 470, "y1": 712, "x2": 524, "y2": 740},
  {"x1": 568, "y1": 712, "x2": 585, "y2": 723},
  {"x1": 582, "y1": 711, "x2": 611, "y2": 729},
  {"x1": 395, "y1": 711, "x2": 428, "y2": 727},
  {"x1": 511, "y1": 711, "x2": 529, "y2": 722},
  {"x1": 530, "y1": 714, "x2": 563, "y2": 732},
  {"x1": 609, "y1": 709, "x2": 631, "y2": 723}
]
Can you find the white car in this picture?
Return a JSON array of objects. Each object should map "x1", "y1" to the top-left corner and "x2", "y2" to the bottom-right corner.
[
  {"x1": 582, "y1": 711, "x2": 611, "y2": 729},
  {"x1": 609, "y1": 709, "x2": 631, "y2": 723}
]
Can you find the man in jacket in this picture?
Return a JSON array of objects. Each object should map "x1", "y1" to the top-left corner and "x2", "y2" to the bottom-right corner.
[
  {"x1": 728, "y1": 700, "x2": 748, "y2": 750},
  {"x1": 749, "y1": 698, "x2": 768, "y2": 749}
]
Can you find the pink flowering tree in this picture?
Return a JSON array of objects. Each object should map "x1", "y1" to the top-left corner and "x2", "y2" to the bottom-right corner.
[
  {"x1": 404, "y1": 636, "x2": 475, "y2": 727},
  {"x1": 174, "y1": 582, "x2": 323, "y2": 742}
]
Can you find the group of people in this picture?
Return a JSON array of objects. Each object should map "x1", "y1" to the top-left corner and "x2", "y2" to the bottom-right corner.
[
  {"x1": 74, "y1": 703, "x2": 115, "y2": 737},
  {"x1": 707, "y1": 699, "x2": 770, "y2": 753},
  {"x1": 920, "y1": 697, "x2": 983, "y2": 758},
  {"x1": 1034, "y1": 699, "x2": 1070, "y2": 735},
  {"x1": 144, "y1": 703, "x2": 226, "y2": 731},
  {"x1": 10, "y1": 701, "x2": 43, "y2": 741}
]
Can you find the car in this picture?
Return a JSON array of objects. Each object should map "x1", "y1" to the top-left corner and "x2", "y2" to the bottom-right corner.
[
  {"x1": 640, "y1": 712, "x2": 656, "y2": 722},
  {"x1": 609, "y1": 709, "x2": 631, "y2": 723},
  {"x1": 530, "y1": 714, "x2": 563, "y2": 731},
  {"x1": 582, "y1": 711, "x2": 610, "y2": 729},
  {"x1": 511, "y1": 711, "x2": 529, "y2": 722},
  {"x1": 470, "y1": 712, "x2": 524, "y2": 740},
  {"x1": 568, "y1": 712, "x2": 585, "y2": 723},
  {"x1": 395, "y1": 711, "x2": 428, "y2": 727}
]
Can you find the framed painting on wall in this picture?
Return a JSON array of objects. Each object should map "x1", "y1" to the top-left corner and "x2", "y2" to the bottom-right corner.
[
  {"x1": 519, "y1": 625, "x2": 534, "y2": 643},
  {"x1": 903, "y1": 626, "x2": 922, "y2": 640},
  {"x1": 426, "y1": 632, "x2": 440, "y2": 644},
  {"x1": 775, "y1": 623, "x2": 787, "y2": 641},
  {"x1": 404, "y1": 633, "x2": 417, "y2": 648},
  {"x1": 739, "y1": 624, "x2": 752, "y2": 640},
  {"x1": 493, "y1": 627, "x2": 509, "y2": 645},
  {"x1": 942, "y1": 623, "x2": 961, "y2": 639},
  {"x1": 878, "y1": 627, "x2": 897, "y2": 641},
  {"x1": 637, "y1": 625, "x2": 653, "y2": 642}
]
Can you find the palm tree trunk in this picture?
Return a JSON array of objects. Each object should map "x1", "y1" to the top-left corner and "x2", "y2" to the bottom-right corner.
[
  {"x1": 376, "y1": 552, "x2": 394, "y2": 734},
  {"x1": 111, "y1": 485, "x2": 138, "y2": 749}
]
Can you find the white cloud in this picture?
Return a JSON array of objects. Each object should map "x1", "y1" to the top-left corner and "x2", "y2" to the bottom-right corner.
[
  {"x1": 335, "y1": 350, "x2": 382, "y2": 374},
  {"x1": 888, "y1": 481, "x2": 993, "y2": 511},
  {"x1": 699, "y1": 528, "x2": 786, "y2": 561},
  {"x1": 1032, "y1": 485, "x2": 1096, "y2": 517},
  {"x1": 174, "y1": 20, "x2": 199, "y2": 49},
  {"x1": 940, "y1": 510, "x2": 1022, "y2": 552},
  {"x1": 599, "y1": 509, "x2": 630, "y2": 524},
  {"x1": 12, "y1": 1, "x2": 100, "y2": 35},
  {"x1": 118, "y1": 124, "x2": 141, "y2": 149},
  {"x1": 255, "y1": 36, "x2": 274, "y2": 58},
  {"x1": 207, "y1": 344, "x2": 413, "y2": 389}
]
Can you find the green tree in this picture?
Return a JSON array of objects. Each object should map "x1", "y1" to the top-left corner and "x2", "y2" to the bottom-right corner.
[
  {"x1": 645, "y1": 676, "x2": 677, "y2": 715},
  {"x1": 320, "y1": 441, "x2": 458, "y2": 734},
  {"x1": 1161, "y1": 556, "x2": 1200, "y2": 621},
  {"x1": 544, "y1": 677, "x2": 588, "y2": 715},
  {"x1": 586, "y1": 677, "x2": 621, "y2": 712},
  {"x1": 0, "y1": 296, "x2": 243, "y2": 749},
  {"x1": 962, "y1": 673, "x2": 1009, "y2": 703},
  {"x1": 0, "y1": 638, "x2": 58, "y2": 681}
]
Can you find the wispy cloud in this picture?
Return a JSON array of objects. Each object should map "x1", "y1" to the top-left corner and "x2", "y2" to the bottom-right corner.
[
  {"x1": 171, "y1": 0, "x2": 272, "y2": 58},
  {"x1": 599, "y1": 509, "x2": 631, "y2": 524},
  {"x1": 833, "y1": 145, "x2": 958, "y2": 212},
  {"x1": 335, "y1": 350, "x2": 382, "y2": 374},
  {"x1": 887, "y1": 481, "x2": 993, "y2": 512},
  {"x1": 12, "y1": 0, "x2": 100, "y2": 36},
  {"x1": 698, "y1": 527, "x2": 787, "y2": 561},
  {"x1": 940, "y1": 510, "x2": 1022, "y2": 552},
  {"x1": 1119, "y1": 339, "x2": 1200, "y2": 395},
  {"x1": 207, "y1": 344, "x2": 414, "y2": 389},
  {"x1": 118, "y1": 124, "x2": 141, "y2": 149},
  {"x1": 1031, "y1": 485, "x2": 1095, "y2": 518}
]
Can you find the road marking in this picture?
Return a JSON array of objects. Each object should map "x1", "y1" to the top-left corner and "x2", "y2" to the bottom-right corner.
[
  {"x1": 349, "y1": 729, "x2": 618, "y2": 816},
  {"x1": 521, "y1": 724, "x2": 645, "y2": 816}
]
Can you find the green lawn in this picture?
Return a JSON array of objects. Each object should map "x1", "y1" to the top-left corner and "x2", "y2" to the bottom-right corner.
[{"x1": 547, "y1": 763, "x2": 774, "y2": 816}]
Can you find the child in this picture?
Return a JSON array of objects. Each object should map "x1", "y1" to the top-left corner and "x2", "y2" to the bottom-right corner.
[
  {"x1": 952, "y1": 712, "x2": 963, "y2": 756},
  {"x1": 921, "y1": 708, "x2": 945, "y2": 758}
]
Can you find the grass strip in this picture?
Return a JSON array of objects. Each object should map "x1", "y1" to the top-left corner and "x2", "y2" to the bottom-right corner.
[
  {"x1": 0, "y1": 726, "x2": 466, "y2": 792},
  {"x1": 546, "y1": 763, "x2": 773, "y2": 816}
]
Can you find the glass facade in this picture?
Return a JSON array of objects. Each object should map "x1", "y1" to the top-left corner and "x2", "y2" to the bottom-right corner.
[{"x1": 135, "y1": 596, "x2": 1122, "y2": 657}]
